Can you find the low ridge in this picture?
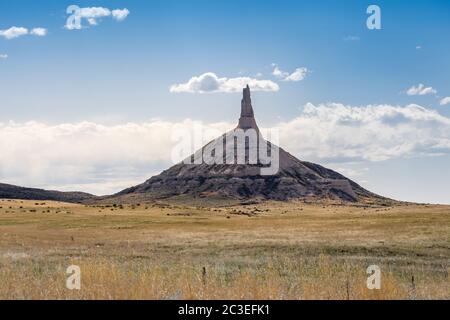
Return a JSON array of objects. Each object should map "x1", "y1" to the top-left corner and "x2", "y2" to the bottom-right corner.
[{"x1": 0, "y1": 183, "x2": 95, "y2": 203}]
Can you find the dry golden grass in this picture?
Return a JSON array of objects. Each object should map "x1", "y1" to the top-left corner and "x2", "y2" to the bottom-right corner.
[{"x1": 0, "y1": 198, "x2": 449, "y2": 300}]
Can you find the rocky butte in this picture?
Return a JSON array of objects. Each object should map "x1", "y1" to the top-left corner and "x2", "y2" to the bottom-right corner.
[{"x1": 112, "y1": 86, "x2": 385, "y2": 205}]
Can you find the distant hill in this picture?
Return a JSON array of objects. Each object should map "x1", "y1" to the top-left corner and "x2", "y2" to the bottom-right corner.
[{"x1": 0, "y1": 183, "x2": 95, "y2": 203}]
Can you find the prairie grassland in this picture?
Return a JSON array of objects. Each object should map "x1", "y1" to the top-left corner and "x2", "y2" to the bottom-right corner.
[{"x1": 0, "y1": 199, "x2": 449, "y2": 299}]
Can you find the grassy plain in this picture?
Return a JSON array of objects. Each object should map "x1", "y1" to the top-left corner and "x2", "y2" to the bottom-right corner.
[{"x1": 0, "y1": 198, "x2": 449, "y2": 299}]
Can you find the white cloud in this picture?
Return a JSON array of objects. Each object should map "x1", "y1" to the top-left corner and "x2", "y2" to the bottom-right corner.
[
  {"x1": 87, "y1": 18, "x2": 98, "y2": 26},
  {"x1": 170, "y1": 72, "x2": 279, "y2": 93},
  {"x1": 285, "y1": 68, "x2": 309, "y2": 82},
  {"x1": 112, "y1": 9, "x2": 130, "y2": 21},
  {"x1": 440, "y1": 97, "x2": 450, "y2": 106},
  {"x1": 65, "y1": 6, "x2": 130, "y2": 30},
  {"x1": 80, "y1": 6, "x2": 111, "y2": 21},
  {"x1": 30, "y1": 28, "x2": 47, "y2": 37},
  {"x1": 0, "y1": 120, "x2": 232, "y2": 195},
  {"x1": 272, "y1": 65, "x2": 288, "y2": 79},
  {"x1": 272, "y1": 64, "x2": 308, "y2": 82},
  {"x1": 0, "y1": 26, "x2": 47, "y2": 39},
  {"x1": 0, "y1": 26, "x2": 28, "y2": 39},
  {"x1": 1, "y1": 103, "x2": 450, "y2": 195},
  {"x1": 277, "y1": 103, "x2": 450, "y2": 162},
  {"x1": 0, "y1": 54, "x2": 7, "y2": 59},
  {"x1": 406, "y1": 84, "x2": 437, "y2": 96}
]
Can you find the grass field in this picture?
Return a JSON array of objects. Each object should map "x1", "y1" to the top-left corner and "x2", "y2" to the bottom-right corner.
[{"x1": 0, "y1": 198, "x2": 449, "y2": 299}]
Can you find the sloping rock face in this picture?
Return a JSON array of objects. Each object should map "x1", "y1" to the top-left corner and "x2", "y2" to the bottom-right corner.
[
  {"x1": 117, "y1": 86, "x2": 382, "y2": 203},
  {"x1": 118, "y1": 150, "x2": 375, "y2": 202}
]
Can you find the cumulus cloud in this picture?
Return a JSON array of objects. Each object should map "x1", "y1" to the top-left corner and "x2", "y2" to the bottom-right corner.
[
  {"x1": 112, "y1": 9, "x2": 130, "y2": 21},
  {"x1": 277, "y1": 103, "x2": 450, "y2": 162},
  {"x1": 0, "y1": 27, "x2": 28, "y2": 39},
  {"x1": 30, "y1": 28, "x2": 47, "y2": 37},
  {"x1": 65, "y1": 6, "x2": 130, "y2": 30},
  {"x1": 0, "y1": 26, "x2": 47, "y2": 39},
  {"x1": 406, "y1": 84, "x2": 437, "y2": 96},
  {"x1": 285, "y1": 68, "x2": 309, "y2": 82},
  {"x1": 440, "y1": 97, "x2": 450, "y2": 106},
  {"x1": 0, "y1": 54, "x2": 7, "y2": 59},
  {"x1": 170, "y1": 72, "x2": 279, "y2": 93},
  {"x1": 272, "y1": 64, "x2": 308, "y2": 82},
  {"x1": 1, "y1": 104, "x2": 449, "y2": 195},
  {"x1": 80, "y1": 7, "x2": 110, "y2": 25},
  {"x1": 0, "y1": 120, "x2": 232, "y2": 195}
]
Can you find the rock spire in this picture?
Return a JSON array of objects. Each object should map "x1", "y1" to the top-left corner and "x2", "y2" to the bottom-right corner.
[{"x1": 237, "y1": 85, "x2": 259, "y2": 130}]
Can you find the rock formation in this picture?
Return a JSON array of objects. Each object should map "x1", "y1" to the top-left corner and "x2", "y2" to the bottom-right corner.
[
  {"x1": 116, "y1": 86, "x2": 384, "y2": 203},
  {"x1": 238, "y1": 85, "x2": 259, "y2": 130},
  {"x1": 1, "y1": 86, "x2": 386, "y2": 205}
]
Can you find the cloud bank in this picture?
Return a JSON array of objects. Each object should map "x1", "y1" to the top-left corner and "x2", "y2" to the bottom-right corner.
[
  {"x1": 170, "y1": 72, "x2": 279, "y2": 93},
  {"x1": 278, "y1": 103, "x2": 450, "y2": 162},
  {"x1": 1, "y1": 103, "x2": 449, "y2": 195}
]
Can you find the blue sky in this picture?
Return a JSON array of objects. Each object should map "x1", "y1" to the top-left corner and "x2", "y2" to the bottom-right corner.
[{"x1": 0, "y1": 0, "x2": 449, "y2": 203}]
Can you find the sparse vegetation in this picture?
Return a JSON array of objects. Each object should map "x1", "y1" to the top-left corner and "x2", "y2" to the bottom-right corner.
[{"x1": 0, "y1": 199, "x2": 449, "y2": 300}]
